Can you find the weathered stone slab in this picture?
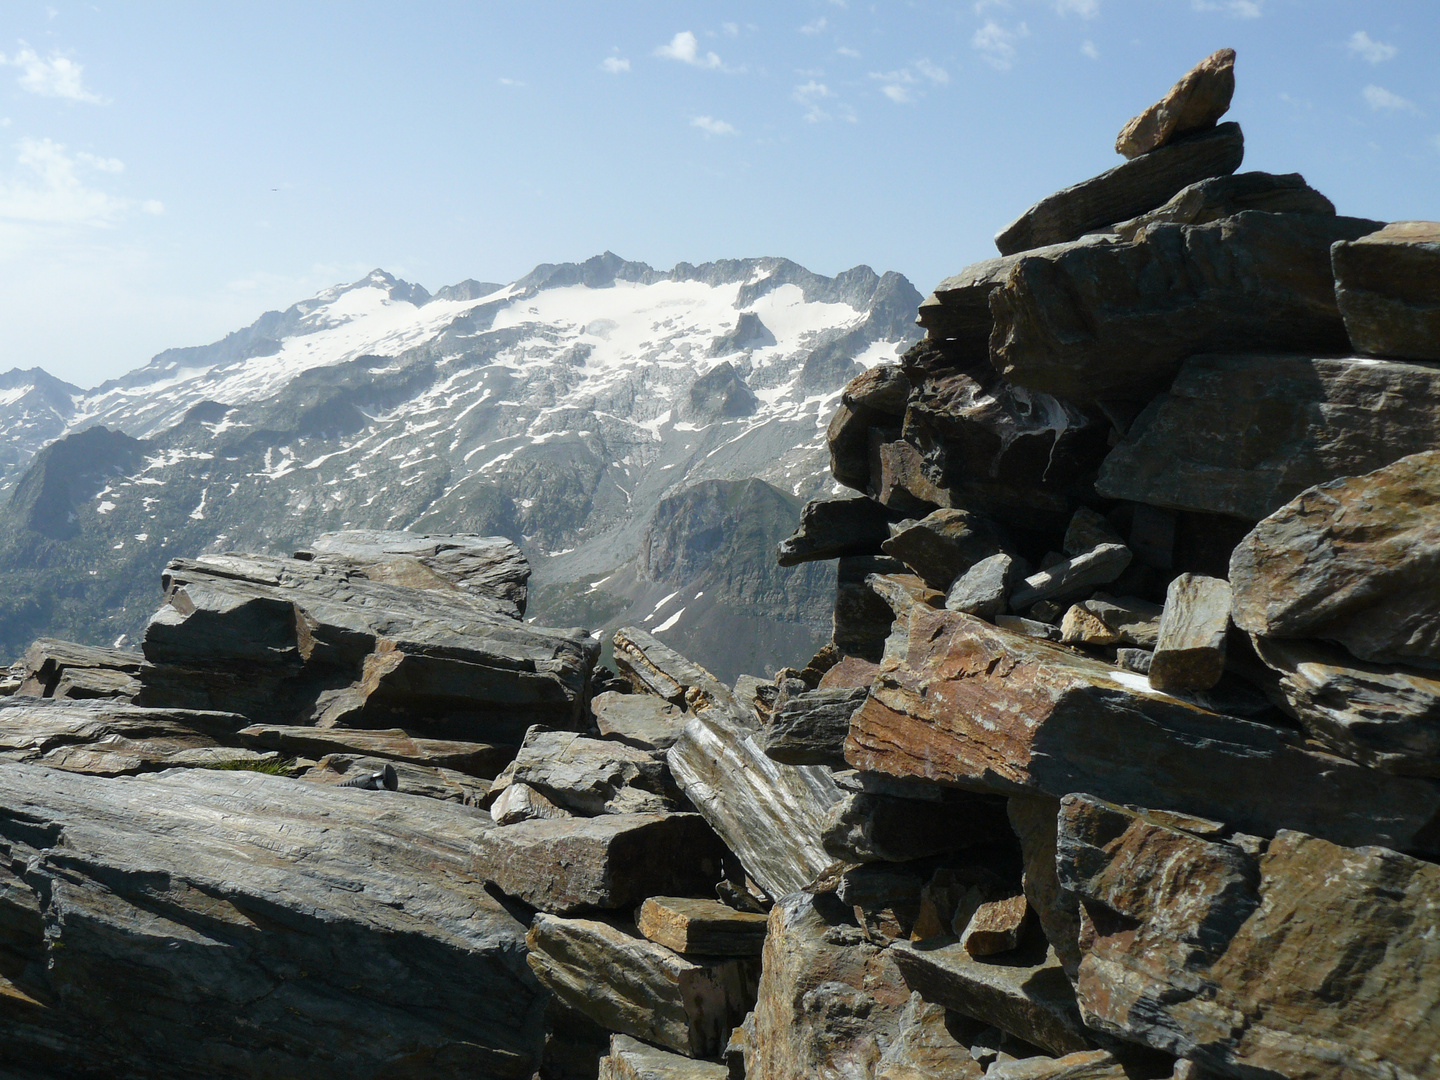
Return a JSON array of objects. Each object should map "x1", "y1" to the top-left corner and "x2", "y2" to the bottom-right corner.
[
  {"x1": 476, "y1": 811, "x2": 725, "y2": 914},
  {"x1": 760, "y1": 686, "x2": 868, "y2": 768},
  {"x1": 776, "y1": 495, "x2": 895, "y2": 567},
  {"x1": 527, "y1": 914, "x2": 758, "y2": 1059},
  {"x1": 0, "y1": 697, "x2": 251, "y2": 776},
  {"x1": 1115, "y1": 49, "x2": 1236, "y2": 159},
  {"x1": 946, "y1": 553, "x2": 1019, "y2": 620},
  {"x1": 882, "y1": 508, "x2": 1011, "y2": 591},
  {"x1": 988, "y1": 1050, "x2": 1129, "y2": 1080},
  {"x1": 667, "y1": 710, "x2": 843, "y2": 899},
  {"x1": 889, "y1": 938, "x2": 1092, "y2": 1057},
  {"x1": 844, "y1": 364, "x2": 911, "y2": 415},
  {"x1": 1057, "y1": 794, "x2": 1440, "y2": 1080},
  {"x1": 15, "y1": 637, "x2": 142, "y2": 700},
  {"x1": 875, "y1": 992, "x2": 984, "y2": 1080},
  {"x1": 1250, "y1": 635, "x2": 1440, "y2": 775},
  {"x1": 599, "y1": 1034, "x2": 729, "y2": 1080},
  {"x1": 845, "y1": 607, "x2": 1440, "y2": 852},
  {"x1": 1097, "y1": 354, "x2": 1440, "y2": 520},
  {"x1": 1107, "y1": 171, "x2": 1335, "y2": 241},
  {"x1": 745, "y1": 892, "x2": 915, "y2": 1080},
  {"x1": 637, "y1": 896, "x2": 770, "y2": 957},
  {"x1": 1332, "y1": 220, "x2": 1440, "y2": 360},
  {"x1": 1009, "y1": 545, "x2": 1132, "y2": 613},
  {"x1": 828, "y1": 401, "x2": 883, "y2": 491},
  {"x1": 496, "y1": 727, "x2": 679, "y2": 816},
  {"x1": 1149, "y1": 574, "x2": 1230, "y2": 692},
  {"x1": 819, "y1": 654, "x2": 881, "y2": 690},
  {"x1": 236, "y1": 723, "x2": 511, "y2": 775},
  {"x1": 995, "y1": 122, "x2": 1244, "y2": 256},
  {"x1": 1230, "y1": 450, "x2": 1440, "y2": 670},
  {"x1": 991, "y1": 213, "x2": 1383, "y2": 408},
  {"x1": 614, "y1": 626, "x2": 737, "y2": 715},
  {"x1": 960, "y1": 892, "x2": 1029, "y2": 958},
  {"x1": 867, "y1": 572, "x2": 945, "y2": 621},
  {"x1": 0, "y1": 763, "x2": 547, "y2": 1079},
  {"x1": 300, "y1": 752, "x2": 490, "y2": 804},
  {"x1": 592, "y1": 691, "x2": 688, "y2": 751}
]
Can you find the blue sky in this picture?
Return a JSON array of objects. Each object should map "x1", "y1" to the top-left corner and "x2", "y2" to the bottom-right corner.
[{"x1": 2, "y1": 1, "x2": 1437, "y2": 387}]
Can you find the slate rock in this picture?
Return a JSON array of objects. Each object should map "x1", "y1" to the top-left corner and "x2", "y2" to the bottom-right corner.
[
  {"x1": 1229, "y1": 450, "x2": 1440, "y2": 670},
  {"x1": 990, "y1": 212, "x2": 1384, "y2": 408},
  {"x1": 1010, "y1": 545, "x2": 1133, "y2": 613},
  {"x1": 497, "y1": 727, "x2": 680, "y2": 816},
  {"x1": 1149, "y1": 574, "x2": 1231, "y2": 693},
  {"x1": 305, "y1": 529, "x2": 531, "y2": 619},
  {"x1": 761, "y1": 686, "x2": 868, "y2": 768},
  {"x1": 844, "y1": 607, "x2": 1440, "y2": 853},
  {"x1": 614, "y1": 626, "x2": 738, "y2": 715},
  {"x1": 945, "y1": 553, "x2": 1019, "y2": 620},
  {"x1": 987, "y1": 1050, "x2": 1130, "y2": 1080},
  {"x1": 300, "y1": 752, "x2": 490, "y2": 805},
  {"x1": 744, "y1": 892, "x2": 915, "y2": 1080},
  {"x1": 236, "y1": 722, "x2": 512, "y2": 775},
  {"x1": 1250, "y1": 635, "x2": 1440, "y2": 776},
  {"x1": 0, "y1": 763, "x2": 547, "y2": 1079},
  {"x1": 776, "y1": 495, "x2": 896, "y2": 566},
  {"x1": 828, "y1": 401, "x2": 882, "y2": 491},
  {"x1": 819, "y1": 654, "x2": 881, "y2": 690},
  {"x1": 882, "y1": 508, "x2": 1012, "y2": 591},
  {"x1": 14, "y1": 638, "x2": 142, "y2": 700},
  {"x1": 1060, "y1": 596, "x2": 1162, "y2": 649},
  {"x1": 1008, "y1": 796, "x2": 1084, "y2": 980},
  {"x1": 667, "y1": 709, "x2": 844, "y2": 900},
  {"x1": 888, "y1": 937, "x2": 1092, "y2": 1057},
  {"x1": 1062, "y1": 508, "x2": 1125, "y2": 558},
  {"x1": 960, "y1": 891, "x2": 1030, "y2": 958},
  {"x1": 995, "y1": 123, "x2": 1244, "y2": 256},
  {"x1": 844, "y1": 364, "x2": 912, "y2": 415},
  {"x1": 1106, "y1": 171, "x2": 1335, "y2": 241},
  {"x1": 1097, "y1": 354, "x2": 1440, "y2": 520},
  {"x1": 527, "y1": 914, "x2": 759, "y2": 1059},
  {"x1": 599, "y1": 1034, "x2": 729, "y2": 1080},
  {"x1": 1331, "y1": 220, "x2": 1440, "y2": 360},
  {"x1": 490, "y1": 781, "x2": 573, "y2": 824},
  {"x1": 1057, "y1": 794, "x2": 1440, "y2": 1080},
  {"x1": 820, "y1": 789, "x2": 1012, "y2": 865},
  {"x1": 593, "y1": 690, "x2": 689, "y2": 751},
  {"x1": 637, "y1": 896, "x2": 770, "y2": 958},
  {"x1": 1114, "y1": 49, "x2": 1236, "y2": 159}
]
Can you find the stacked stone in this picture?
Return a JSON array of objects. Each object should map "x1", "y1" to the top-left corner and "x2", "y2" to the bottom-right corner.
[{"x1": 770, "y1": 48, "x2": 1440, "y2": 1080}]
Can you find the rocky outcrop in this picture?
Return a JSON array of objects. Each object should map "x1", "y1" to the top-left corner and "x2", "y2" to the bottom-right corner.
[
  {"x1": 1114, "y1": 48, "x2": 1236, "y2": 159},
  {"x1": 1331, "y1": 219, "x2": 1440, "y2": 360}
]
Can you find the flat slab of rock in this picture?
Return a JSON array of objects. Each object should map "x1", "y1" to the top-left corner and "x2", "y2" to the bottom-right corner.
[
  {"x1": 988, "y1": 1050, "x2": 1129, "y2": 1080},
  {"x1": 760, "y1": 686, "x2": 868, "y2": 768},
  {"x1": 637, "y1": 896, "x2": 770, "y2": 957},
  {"x1": 1115, "y1": 49, "x2": 1236, "y2": 159},
  {"x1": 995, "y1": 122, "x2": 1243, "y2": 256},
  {"x1": 991, "y1": 213, "x2": 1382, "y2": 408},
  {"x1": 14, "y1": 637, "x2": 142, "y2": 700},
  {"x1": 498, "y1": 727, "x2": 679, "y2": 816},
  {"x1": 776, "y1": 496, "x2": 895, "y2": 566},
  {"x1": 1332, "y1": 220, "x2": 1440, "y2": 360},
  {"x1": 527, "y1": 914, "x2": 758, "y2": 1058},
  {"x1": 1010, "y1": 545, "x2": 1132, "y2": 613},
  {"x1": 592, "y1": 691, "x2": 688, "y2": 751},
  {"x1": 0, "y1": 763, "x2": 547, "y2": 1079},
  {"x1": 667, "y1": 710, "x2": 844, "y2": 899},
  {"x1": 1106, "y1": 170, "x2": 1335, "y2": 241},
  {"x1": 305, "y1": 529, "x2": 531, "y2": 618},
  {"x1": 1230, "y1": 450, "x2": 1440, "y2": 670},
  {"x1": 599, "y1": 1034, "x2": 729, "y2": 1080},
  {"x1": 1149, "y1": 574, "x2": 1231, "y2": 692},
  {"x1": 613, "y1": 626, "x2": 737, "y2": 715},
  {"x1": 1057, "y1": 794, "x2": 1440, "y2": 1080},
  {"x1": 0, "y1": 697, "x2": 251, "y2": 776},
  {"x1": 889, "y1": 938, "x2": 1091, "y2": 1057},
  {"x1": 844, "y1": 607, "x2": 1440, "y2": 853},
  {"x1": 474, "y1": 811, "x2": 726, "y2": 914},
  {"x1": 1250, "y1": 636, "x2": 1440, "y2": 775},
  {"x1": 1097, "y1": 354, "x2": 1440, "y2": 520},
  {"x1": 237, "y1": 723, "x2": 511, "y2": 775},
  {"x1": 300, "y1": 752, "x2": 490, "y2": 804}
]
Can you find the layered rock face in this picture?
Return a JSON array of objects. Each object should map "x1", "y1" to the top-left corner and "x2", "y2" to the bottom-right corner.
[{"x1": 4, "y1": 47, "x2": 1440, "y2": 1080}]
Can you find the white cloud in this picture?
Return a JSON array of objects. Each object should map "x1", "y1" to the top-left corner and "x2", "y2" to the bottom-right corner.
[
  {"x1": 1055, "y1": 0, "x2": 1099, "y2": 17},
  {"x1": 498, "y1": 77, "x2": 526, "y2": 87},
  {"x1": 690, "y1": 115, "x2": 736, "y2": 136},
  {"x1": 972, "y1": 21, "x2": 1029, "y2": 70},
  {"x1": 869, "y1": 59, "x2": 948, "y2": 104},
  {"x1": 914, "y1": 58, "x2": 950, "y2": 85},
  {"x1": 0, "y1": 137, "x2": 136, "y2": 226},
  {"x1": 1081, "y1": 40, "x2": 1100, "y2": 59},
  {"x1": 1348, "y1": 31, "x2": 1397, "y2": 64},
  {"x1": 602, "y1": 56, "x2": 630, "y2": 74},
  {"x1": 1363, "y1": 84, "x2": 1417, "y2": 113},
  {"x1": 142, "y1": 199, "x2": 164, "y2": 215},
  {"x1": 77, "y1": 151, "x2": 124, "y2": 173},
  {"x1": 656, "y1": 31, "x2": 723, "y2": 70},
  {"x1": 881, "y1": 84, "x2": 912, "y2": 104},
  {"x1": 801, "y1": 17, "x2": 828, "y2": 34},
  {"x1": 1, "y1": 45, "x2": 107, "y2": 103},
  {"x1": 837, "y1": 46, "x2": 861, "y2": 58},
  {"x1": 794, "y1": 80, "x2": 833, "y2": 122},
  {"x1": 1192, "y1": 0, "x2": 1262, "y2": 17},
  {"x1": 722, "y1": 22, "x2": 739, "y2": 37}
]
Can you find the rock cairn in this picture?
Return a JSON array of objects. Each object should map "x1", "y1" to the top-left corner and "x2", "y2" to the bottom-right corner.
[{"x1": 1, "y1": 50, "x2": 1438, "y2": 1080}]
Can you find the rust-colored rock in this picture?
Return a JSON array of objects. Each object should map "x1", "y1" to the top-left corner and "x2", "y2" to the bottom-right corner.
[{"x1": 1115, "y1": 49, "x2": 1237, "y2": 159}]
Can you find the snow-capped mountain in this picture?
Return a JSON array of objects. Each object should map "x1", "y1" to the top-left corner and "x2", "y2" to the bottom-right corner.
[{"x1": 0, "y1": 253, "x2": 922, "y2": 679}]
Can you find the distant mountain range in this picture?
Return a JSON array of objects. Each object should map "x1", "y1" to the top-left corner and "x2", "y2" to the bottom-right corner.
[{"x1": 0, "y1": 253, "x2": 922, "y2": 680}]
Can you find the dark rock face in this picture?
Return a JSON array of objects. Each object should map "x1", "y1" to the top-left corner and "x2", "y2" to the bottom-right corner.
[
  {"x1": 1332, "y1": 220, "x2": 1440, "y2": 360},
  {"x1": 1097, "y1": 354, "x2": 1440, "y2": 521},
  {"x1": 1106, "y1": 170, "x2": 1335, "y2": 240},
  {"x1": 990, "y1": 213, "x2": 1384, "y2": 409},
  {"x1": 0, "y1": 763, "x2": 548, "y2": 1080},
  {"x1": 995, "y1": 123, "x2": 1245, "y2": 256},
  {"x1": 776, "y1": 496, "x2": 896, "y2": 567},
  {"x1": 686, "y1": 361, "x2": 759, "y2": 421},
  {"x1": 1229, "y1": 450, "x2": 1440, "y2": 671}
]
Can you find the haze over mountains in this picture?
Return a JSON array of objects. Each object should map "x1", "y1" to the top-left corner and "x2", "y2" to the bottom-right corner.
[{"x1": 0, "y1": 253, "x2": 922, "y2": 679}]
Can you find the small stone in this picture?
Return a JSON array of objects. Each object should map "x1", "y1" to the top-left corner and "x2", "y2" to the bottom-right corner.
[
  {"x1": 946, "y1": 553, "x2": 1018, "y2": 620},
  {"x1": 1115, "y1": 49, "x2": 1237, "y2": 159},
  {"x1": 1115, "y1": 648, "x2": 1152, "y2": 676},
  {"x1": 491, "y1": 781, "x2": 573, "y2": 824},
  {"x1": 960, "y1": 892, "x2": 1030, "y2": 958},
  {"x1": 1148, "y1": 574, "x2": 1231, "y2": 692},
  {"x1": 636, "y1": 896, "x2": 770, "y2": 958},
  {"x1": 994, "y1": 615, "x2": 1063, "y2": 642},
  {"x1": 1009, "y1": 545, "x2": 1133, "y2": 613},
  {"x1": 1332, "y1": 220, "x2": 1440, "y2": 360},
  {"x1": 600, "y1": 1034, "x2": 729, "y2": 1079}
]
